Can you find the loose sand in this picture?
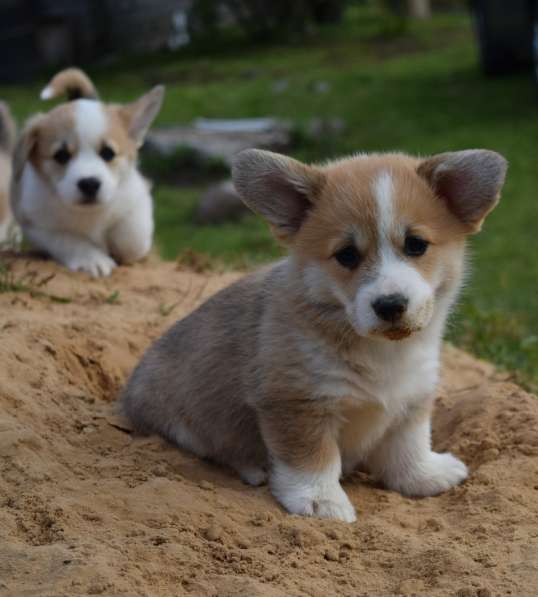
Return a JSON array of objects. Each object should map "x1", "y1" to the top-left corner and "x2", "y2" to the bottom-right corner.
[{"x1": 0, "y1": 255, "x2": 537, "y2": 596}]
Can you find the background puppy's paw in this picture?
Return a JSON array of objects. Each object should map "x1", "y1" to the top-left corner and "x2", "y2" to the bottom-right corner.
[
  {"x1": 66, "y1": 252, "x2": 117, "y2": 277},
  {"x1": 388, "y1": 452, "x2": 468, "y2": 497}
]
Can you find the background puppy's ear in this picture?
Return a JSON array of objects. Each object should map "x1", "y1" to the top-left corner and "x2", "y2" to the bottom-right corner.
[
  {"x1": 232, "y1": 149, "x2": 325, "y2": 243},
  {"x1": 12, "y1": 115, "x2": 43, "y2": 180},
  {"x1": 418, "y1": 149, "x2": 507, "y2": 233},
  {"x1": 120, "y1": 86, "x2": 165, "y2": 147},
  {"x1": 0, "y1": 101, "x2": 17, "y2": 154},
  {"x1": 41, "y1": 68, "x2": 98, "y2": 101}
]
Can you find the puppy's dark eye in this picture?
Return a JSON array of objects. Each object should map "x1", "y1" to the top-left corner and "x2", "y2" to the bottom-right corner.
[
  {"x1": 53, "y1": 147, "x2": 71, "y2": 165},
  {"x1": 334, "y1": 245, "x2": 361, "y2": 270},
  {"x1": 99, "y1": 145, "x2": 116, "y2": 162},
  {"x1": 404, "y1": 235, "x2": 429, "y2": 257}
]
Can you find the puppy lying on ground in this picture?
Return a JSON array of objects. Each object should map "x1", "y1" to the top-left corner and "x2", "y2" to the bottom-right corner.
[
  {"x1": 11, "y1": 68, "x2": 164, "y2": 276},
  {"x1": 0, "y1": 101, "x2": 17, "y2": 246},
  {"x1": 122, "y1": 148, "x2": 507, "y2": 521}
]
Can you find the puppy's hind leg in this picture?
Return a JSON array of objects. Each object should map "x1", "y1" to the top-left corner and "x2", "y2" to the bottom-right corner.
[
  {"x1": 236, "y1": 465, "x2": 268, "y2": 487},
  {"x1": 108, "y1": 196, "x2": 153, "y2": 264}
]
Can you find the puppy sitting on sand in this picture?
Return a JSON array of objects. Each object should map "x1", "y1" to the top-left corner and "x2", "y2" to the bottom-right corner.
[
  {"x1": 11, "y1": 68, "x2": 164, "y2": 276},
  {"x1": 122, "y1": 148, "x2": 507, "y2": 521}
]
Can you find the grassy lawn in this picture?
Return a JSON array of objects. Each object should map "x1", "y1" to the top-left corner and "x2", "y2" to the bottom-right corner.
[{"x1": 1, "y1": 6, "x2": 536, "y2": 389}]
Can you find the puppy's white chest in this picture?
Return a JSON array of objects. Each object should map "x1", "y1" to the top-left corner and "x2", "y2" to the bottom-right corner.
[
  {"x1": 319, "y1": 337, "x2": 440, "y2": 410},
  {"x1": 332, "y1": 339, "x2": 440, "y2": 467}
]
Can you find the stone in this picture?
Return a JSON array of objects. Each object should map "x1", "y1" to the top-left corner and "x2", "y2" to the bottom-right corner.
[
  {"x1": 195, "y1": 180, "x2": 249, "y2": 225},
  {"x1": 145, "y1": 118, "x2": 292, "y2": 167}
]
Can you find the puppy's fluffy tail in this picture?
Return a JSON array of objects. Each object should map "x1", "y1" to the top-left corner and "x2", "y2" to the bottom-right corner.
[
  {"x1": 40, "y1": 68, "x2": 98, "y2": 102},
  {"x1": 0, "y1": 101, "x2": 16, "y2": 153}
]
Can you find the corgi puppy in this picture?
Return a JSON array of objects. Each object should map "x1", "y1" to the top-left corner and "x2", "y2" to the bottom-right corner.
[
  {"x1": 11, "y1": 68, "x2": 164, "y2": 276},
  {"x1": 0, "y1": 101, "x2": 17, "y2": 246},
  {"x1": 122, "y1": 148, "x2": 507, "y2": 521}
]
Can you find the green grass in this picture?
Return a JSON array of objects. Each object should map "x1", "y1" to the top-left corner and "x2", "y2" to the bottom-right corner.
[{"x1": 1, "y1": 5, "x2": 536, "y2": 389}]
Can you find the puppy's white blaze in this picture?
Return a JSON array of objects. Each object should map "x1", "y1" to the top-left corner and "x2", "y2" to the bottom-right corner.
[
  {"x1": 40, "y1": 86, "x2": 54, "y2": 100},
  {"x1": 75, "y1": 99, "x2": 107, "y2": 146},
  {"x1": 271, "y1": 457, "x2": 356, "y2": 522},
  {"x1": 372, "y1": 169, "x2": 394, "y2": 240},
  {"x1": 55, "y1": 100, "x2": 117, "y2": 206}
]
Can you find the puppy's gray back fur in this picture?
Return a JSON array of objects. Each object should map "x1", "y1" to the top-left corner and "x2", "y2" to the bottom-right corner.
[{"x1": 121, "y1": 266, "x2": 279, "y2": 469}]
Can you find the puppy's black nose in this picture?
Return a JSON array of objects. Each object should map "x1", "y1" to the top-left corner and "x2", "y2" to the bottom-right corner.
[
  {"x1": 78, "y1": 177, "x2": 101, "y2": 199},
  {"x1": 372, "y1": 293, "x2": 409, "y2": 323}
]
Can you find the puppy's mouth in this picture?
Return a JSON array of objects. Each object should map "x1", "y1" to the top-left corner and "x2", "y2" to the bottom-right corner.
[
  {"x1": 78, "y1": 196, "x2": 100, "y2": 206},
  {"x1": 382, "y1": 326, "x2": 413, "y2": 341},
  {"x1": 368, "y1": 323, "x2": 417, "y2": 341}
]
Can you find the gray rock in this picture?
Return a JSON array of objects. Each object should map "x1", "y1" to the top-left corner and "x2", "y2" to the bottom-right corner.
[
  {"x1": 272, "y1": 79, "x2": 289, "y2": 94},
  {"x1": 145, "y1": 118, "x2": 291, "y2": 166},
  {"x1": 310, "y1": 80, "x2": 331, "y2": 94},
  {"x1": 195, "y1": 180, "x2": 249, "y2": 225}
]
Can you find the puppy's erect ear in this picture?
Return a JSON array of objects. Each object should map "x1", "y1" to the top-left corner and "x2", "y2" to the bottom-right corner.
[
  {"x1": 120, "y1": 86, "x2": 165, "y2": 147},
  {"x1": 41, "y1": 68, "x2": 98, "y2": 101},
  {"x1": 13, "y1": 115, "x2": 43, "y2": 180},
  {"x1": 232, "y1": 149, "x2": 325, "y2": 243},
  {"x1": 418, "y1": 149, "x2": 507, "y2": 233}
]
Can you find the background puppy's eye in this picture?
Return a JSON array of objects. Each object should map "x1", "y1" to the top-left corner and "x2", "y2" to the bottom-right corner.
[
  {"x1": 334, "y1": 245, "x2": 361, "y2": 270},
  {"x1": 53, "y1": 147, "x2": 71, "y2": 165},
  {"x1": 100, "y1": 145, "x2": 116, "y2": 162},
  {"x1": 404, "y1": 235, "x2": 429, "y2": 257}
]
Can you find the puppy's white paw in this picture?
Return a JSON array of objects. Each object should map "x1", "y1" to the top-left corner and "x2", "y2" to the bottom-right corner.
[
  {"x1": 66, "y1": 252, "x2": 117, "y2": 277},
  {"x1": 275, "y1": 483, "x2": 356, "y2": 522},
  {"x1": 387, "y1": 452, "x2": 468, "y2": 497}
]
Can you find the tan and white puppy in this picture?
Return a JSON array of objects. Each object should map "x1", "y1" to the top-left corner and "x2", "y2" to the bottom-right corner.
[
  {"x1": 122, "y1": 149, "x2": 507, "y2": 522},
  {"x1": 0, "y1": 101, "x2": 17, "y2": 245},
  {"x1": 11, "y1": 68, "x2": 164, "y2": 276}
]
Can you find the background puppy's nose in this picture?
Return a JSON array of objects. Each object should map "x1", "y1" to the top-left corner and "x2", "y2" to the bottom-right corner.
[
  {"x1": 372, "y1": 293, "x2": 409, "y2": 323},
  {"x1": 78, "y1": 177, "x2": 101, "y2": 199}
]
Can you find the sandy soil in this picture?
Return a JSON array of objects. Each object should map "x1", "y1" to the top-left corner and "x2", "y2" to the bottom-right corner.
[{"x1": 0, "y1": 255, "x2": 537, "y2": 597}]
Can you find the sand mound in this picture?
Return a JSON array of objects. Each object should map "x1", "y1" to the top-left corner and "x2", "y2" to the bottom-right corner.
[{"x1": 1, "y1": 256, "x2": 537, "y2": 596}]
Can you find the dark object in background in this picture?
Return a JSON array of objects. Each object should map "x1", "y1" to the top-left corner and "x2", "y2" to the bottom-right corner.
[
  {"x1": 195, "y1": 180, "x2": 249, "y2": 225},
  {"x1": 0, "y1": 0, "x2": 190, "y2": 83},
  {"x1": 469, "y1": 0, "x2": 535, "y2": 76},
  {"x1": 188, "y1": 0, "x2": 348, "y2": 44},
  {"x1": 0, "y1": 0, "x2": 99, "y2": 82}
]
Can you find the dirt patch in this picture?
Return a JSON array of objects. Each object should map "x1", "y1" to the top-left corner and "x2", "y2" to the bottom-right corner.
[{"x1": 0, "y1": 256, "x2": 537, "y2": 596}]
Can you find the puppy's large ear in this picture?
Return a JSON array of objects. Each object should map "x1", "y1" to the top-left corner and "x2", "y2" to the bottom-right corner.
[
  {"x1": 12, "y1": 115, "x2": 43, "y2": 180},
  {"x1": 418, "y1": 149, "x2": 507, "y2": 233},
  {"x1": 41, "y1": 68, "x2": 98, "y2": 101},
  {"x1": 120, "y1": 86, "x2": 165, "y2": 147},
  {"x1": 232, "y1": 149, "x2": 325, "y2": 243}
]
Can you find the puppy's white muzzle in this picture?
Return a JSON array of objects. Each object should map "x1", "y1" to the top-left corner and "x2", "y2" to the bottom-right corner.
[{"x1": 353, "y1": 257, "x2": 434, "y2": 339}]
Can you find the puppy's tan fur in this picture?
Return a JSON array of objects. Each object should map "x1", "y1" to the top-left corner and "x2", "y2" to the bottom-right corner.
[{"x1": 122, "y1": 149, "x2": 506, "y2": 521}]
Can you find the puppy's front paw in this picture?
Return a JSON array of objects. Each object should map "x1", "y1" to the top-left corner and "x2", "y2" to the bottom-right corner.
[
  {"x1": 66, "y1": 252, "x2": 117, "y2": 277},
  {"x1": 387, "y1": 452, "x2": 468, "y2": 497},
  {"x1": 274, "y1": 482, "x2": 357, "y2": 522}
]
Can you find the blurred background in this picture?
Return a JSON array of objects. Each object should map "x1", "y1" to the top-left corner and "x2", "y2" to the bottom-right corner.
[{"x1": 0, "y1": 0, "x2": 536, "y2": 389}]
